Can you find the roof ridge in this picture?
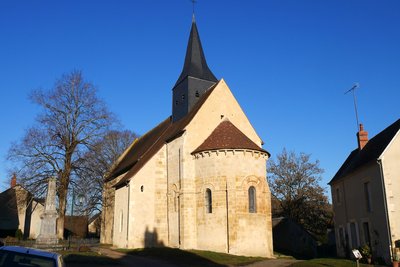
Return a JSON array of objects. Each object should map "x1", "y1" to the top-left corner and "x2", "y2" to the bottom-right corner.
[
  {"x1": 112, "y1": 83, "x2": 220, "y2": 187},
  {"x1": 329, "y1": 118, "x2": 400, "y2": 184},
  {"x1": 192, "y1": 119, "x2": 269, "y2": 155}
]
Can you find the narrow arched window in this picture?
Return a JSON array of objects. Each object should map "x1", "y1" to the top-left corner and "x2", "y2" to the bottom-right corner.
[
  {"x1": 119, "y1": 210, "x2": 123, "y2": 232},
  {"x1": 205, "y1": 188, "x2": 212, "y2": 213},
  {"x1": 249, "y1": 186, "x2": 256, "y2": 213}
]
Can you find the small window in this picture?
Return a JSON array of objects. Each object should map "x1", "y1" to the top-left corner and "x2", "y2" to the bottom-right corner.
[
  {"x1": 175, "y1": 100, "x2": 178, "y2": 105},
  {"x1": 205, "y1": 188, "x2": 212, "y2": 213},
  {"x1": 195, "y1": 90, "x2": 200, "y2": 97},
  {"x1": 119, "y1": 210, "x2": 123, "y2": 233},
  {"x1": 363, "y1": 222, "x2": 371, "y2": 246},
  {"x1": 364, "y1": 182, "x2": 372, "y2": 212},
  {"x1": 182, "y1": 94, "x2": 185, "y2": 100},
  {"x1": 350, "y1": 222, "x2": 359, "y2": 249},
  {"x1": 336, "y1": 187, "x2": 341, "y2": 204},
  {"x1": 249, "y1": 186, "x2": 256, "y2": 213}
]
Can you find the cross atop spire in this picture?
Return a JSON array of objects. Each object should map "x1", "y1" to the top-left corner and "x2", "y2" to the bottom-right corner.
[{"x1": 191, "y1": 0, "x2": 197, "y2": 16}]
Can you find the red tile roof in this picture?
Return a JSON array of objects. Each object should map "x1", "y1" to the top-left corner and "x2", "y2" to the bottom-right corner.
[
  {"x1": 192, "y1": 119, "x2": 269, "y2": 155},
  {"x1": 108, "y1": 83, "x2": 218, "y2": 188}
]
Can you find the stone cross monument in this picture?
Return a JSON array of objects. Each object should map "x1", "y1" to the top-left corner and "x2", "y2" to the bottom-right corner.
[{"x1": 37, "y1": 177, "x2": 58, "y2": 244}]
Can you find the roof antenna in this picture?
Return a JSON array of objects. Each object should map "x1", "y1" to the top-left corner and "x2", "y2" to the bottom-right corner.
[{"x1": 345, "y1": 82, "x2": 360, "y2": 131}]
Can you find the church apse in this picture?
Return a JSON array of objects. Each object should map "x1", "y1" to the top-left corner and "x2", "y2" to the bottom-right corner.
[{"x1": 193, "y1": 148, "x2": 272, "y2": 257}]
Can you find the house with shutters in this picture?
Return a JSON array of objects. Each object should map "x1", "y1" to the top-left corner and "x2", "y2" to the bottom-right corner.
[
  {"x1": 329, "y1": 119, "x2": 400, "y2": 263},
  {"x1": 101, "y1": 16, "x2": 273, "y2": 257}
]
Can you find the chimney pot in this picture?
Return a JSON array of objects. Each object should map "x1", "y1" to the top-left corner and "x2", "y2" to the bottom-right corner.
[
  {"x1": 11, "y1": 173, "x2": 17, "y2": 188},
  {"x1": 357, "y1": 123, "x2": 369, "y2": 150}
]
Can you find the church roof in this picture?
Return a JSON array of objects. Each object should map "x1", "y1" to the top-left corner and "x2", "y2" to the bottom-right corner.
[
  {"x1": 329, "y1": 118, "x2": 400, "y2": 185},
  {"x1": 192, "y1": 119, "x2": 269, "y2": 155},
  {"x1": 108, "y1": 82, "x2": 218, "y2": 187},
  {"x1": 174, "y1": 15, "x2": 218, "y2": 87}
]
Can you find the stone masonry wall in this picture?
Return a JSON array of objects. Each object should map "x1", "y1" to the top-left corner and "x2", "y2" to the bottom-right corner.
[
  {"x1": 194, "y1": 150, "x2": 273, "y2": 257},
  {"x1": 101, "y1": 173, "x2": 125, "y2": 244}
]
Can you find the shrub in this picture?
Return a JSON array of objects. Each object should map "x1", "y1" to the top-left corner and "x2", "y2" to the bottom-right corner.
[
  {"x1": 359, "y1": 244, "x2": 371, "y2": 258},
  {"x1": 15, "y1": 229, "x2": 23, "y2": 240}
]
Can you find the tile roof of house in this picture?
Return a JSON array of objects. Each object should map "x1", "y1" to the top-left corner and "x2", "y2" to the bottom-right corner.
[
  {"x1": 329, "y1": 118, "x2": 400, "y2": 185},
  {"x1": 88, "y1": 212, "x2": 101, "y2": 224},
  {"x1": 108, "y1": 82, "x2": 218, "y2": 188},
  {"x1": 192, "y1": 119, "x2": 269, "y2": 155}
]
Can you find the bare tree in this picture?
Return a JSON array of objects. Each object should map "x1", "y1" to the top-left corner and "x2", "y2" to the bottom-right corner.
[
  {"x1": 73, "y1": 130, "x2": 137, "y2": 216},
  {"x1": 8, "y1": 70, "x2": 113, "y2": 239},
  {"x1": 268, "y1": 148, "x2": 332, "y2": 240}
]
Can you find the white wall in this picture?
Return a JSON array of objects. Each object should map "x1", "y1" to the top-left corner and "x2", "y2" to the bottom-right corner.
[
  {"x1": 112, "y1": 184, "x2": 128, "y2": 248},
  {"x1": 381, "y1": 131, "x2": 400, "y2": 245}
]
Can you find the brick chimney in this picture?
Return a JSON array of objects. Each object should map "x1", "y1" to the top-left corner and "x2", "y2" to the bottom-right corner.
[
  {"x1": 10, "y1": 173, "x2": 17, "y2": 188},
  {"x1": 357, "y1": 123, "x2": 368, "y2": 150}
]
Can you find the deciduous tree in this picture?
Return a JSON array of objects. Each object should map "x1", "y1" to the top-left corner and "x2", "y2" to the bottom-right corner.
[
  {"x1": 8, "y1": 70, "x2": 113, "y2": 239},
  {"x1": 73, "y1": 130, "x2": 137, "y2": 216},
  {"x1": 268, "y1": 148, "x2": 332, "y2": 240}
]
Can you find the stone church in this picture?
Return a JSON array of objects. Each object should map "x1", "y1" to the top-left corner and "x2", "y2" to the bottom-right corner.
[{"x1": 101, "y1": 16, "x2": 273, "y2": 257}]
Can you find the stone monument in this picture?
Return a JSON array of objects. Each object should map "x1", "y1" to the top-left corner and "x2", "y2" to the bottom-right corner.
[{"x1": 36, "y1": 177, "x2": 58, "y2": 244}]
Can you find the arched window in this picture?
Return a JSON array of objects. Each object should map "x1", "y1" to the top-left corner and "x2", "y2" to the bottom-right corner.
[
  {"x1": 249, "y1": 186, "x2": 256, "y2": 213},
  {"x1": 119, "y1": 210, "x2": 124, "y2": 232},
  {"x1": 205, "y1": 188, "x2": 212, "y2": 213}
]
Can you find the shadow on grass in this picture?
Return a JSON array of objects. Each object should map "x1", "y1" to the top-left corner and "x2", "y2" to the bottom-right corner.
[
  {"x1": 120, "y1": 247, "x2": 265, "y2": 267},
  {"x1": 121, "y1": 247, "x2": 226, "y2": 267},
  {"x1": 62, "y1": 252, "x2": 121, "y2": 266}
]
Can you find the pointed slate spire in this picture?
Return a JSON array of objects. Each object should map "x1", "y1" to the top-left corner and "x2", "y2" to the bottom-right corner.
[
  {"x1": 172, "y1": 15, "x2": 218, "y2": 122},
  {"x1": 174, "y1": 15, "x2": 218, "y2": 86}
]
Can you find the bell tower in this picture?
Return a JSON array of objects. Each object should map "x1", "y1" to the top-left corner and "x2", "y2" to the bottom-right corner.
[{"x1": 172, "y1": 15, "x2": 218, "y2": 122}]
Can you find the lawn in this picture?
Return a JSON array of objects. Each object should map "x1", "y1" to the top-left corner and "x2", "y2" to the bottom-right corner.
[
  {"x1": 290, "y1": 258, "x2": 373, "y2": 267},
  {"x1": 117, "y1": 247, "x2": 266, "y2": 267},
  {"x1": 60, "y1": 251, "x2": 121, "y2": 266}
]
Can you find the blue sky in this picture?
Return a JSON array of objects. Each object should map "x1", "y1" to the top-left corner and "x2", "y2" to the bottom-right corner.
[{"x1": 0, "y1": 1, "x2": 399, "y2": 196}]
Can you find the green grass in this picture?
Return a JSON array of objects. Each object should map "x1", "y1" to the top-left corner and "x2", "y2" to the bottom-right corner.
[
  {"x1": 290, "y1": 258, "x2": 372, "y2": 267},
  {"x1": 117, "y1": 247, "x2": 266, "y2": 267},
  {"x1": 60, "y1": 251, "x2": 121, "y2": 265},
  {"x1": 188, "y1": 249, "x2": 266, "y2": 266},
  {"x1": 274, "y1": 251, "x2": 296, "y2": 259}
]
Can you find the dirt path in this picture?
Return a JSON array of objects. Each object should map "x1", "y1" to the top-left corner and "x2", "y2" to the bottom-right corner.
[{"x1": 244, "y1": 259, "x2": 301, "y2": 267}]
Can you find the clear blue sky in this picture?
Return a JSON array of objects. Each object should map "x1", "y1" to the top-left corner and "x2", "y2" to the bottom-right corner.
[{"x1": 1, "y1": 1, "x2": 399, "y2": 196}]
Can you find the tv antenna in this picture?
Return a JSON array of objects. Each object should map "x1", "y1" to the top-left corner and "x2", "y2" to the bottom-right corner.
[{"x1": 345, "y1": 83, "x2": 360, "y2": 130}]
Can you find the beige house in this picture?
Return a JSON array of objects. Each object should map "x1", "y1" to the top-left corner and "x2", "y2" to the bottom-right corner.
[
  {"x1": 0, "y1": 175, "x2": 44, "y2": 239},
  {"x1": 101, "y1": 16, "x2": 274, "y2": 257},
  {"x1": 329, "y1": 120, "x2": 400, "y2": 263}
]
